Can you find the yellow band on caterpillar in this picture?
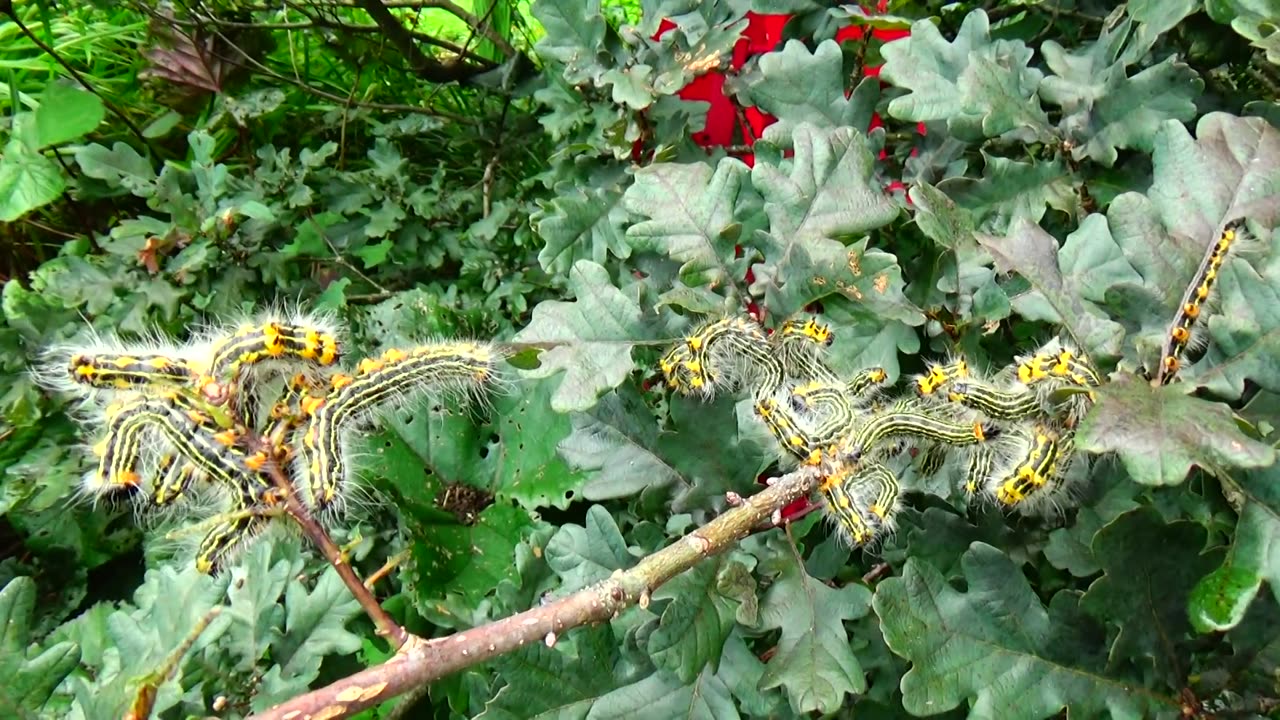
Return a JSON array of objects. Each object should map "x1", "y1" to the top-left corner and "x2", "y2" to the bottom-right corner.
[
  {"x1": 680, "y1": 317, "x2": 782, "y2": 400},
  {"x1": 847, "y1": 367, "x2": 888, "y2": 399},
  {"x1": 992, "y1": 425, "x2": 1070, "y2": 507},
  {"x1": 194, "y1": 488, "x2": 269, "y2": 574},
  {"x1": 843, "y1": 410, "x2": 996, "y2": 462},
  {"x1": 753, "y1": 397, "x2": 826, "y2": 465},
  {"x1": 298, "y1": 342, "x2": 498, "y2": 511},
  {"x1": 915, "y1": 359, "x2": 969, "y2": 396}
]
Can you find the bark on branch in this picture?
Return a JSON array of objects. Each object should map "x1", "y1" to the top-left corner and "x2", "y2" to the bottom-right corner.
[
  {"x1": 248, "y1": 467, "x2": 821, "y2": 720},
  {"x1": 354, "y1": 0, "x2": 506, "y2": 83}
]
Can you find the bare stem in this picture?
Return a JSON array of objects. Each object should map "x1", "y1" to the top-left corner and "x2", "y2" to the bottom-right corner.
[{"x1": 248, "y1": 467, "x2": 820, "y2": 720}]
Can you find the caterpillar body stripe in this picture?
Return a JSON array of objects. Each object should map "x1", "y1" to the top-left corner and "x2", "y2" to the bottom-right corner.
[
  {"x1": 151, "y1": 454, "x2": 198, "y2": 507},
  {"x1": 788, "y1": 381, "x2": 860, "y2": 443},
  {"x1": 1157, "y1": 223, "x2": 1244, "y2": 384},
  {"x1": 945, "y1": 382, "x2": 1042, "y2": 421},
  {"x1": 1016, "y1": 344, "x2": 1101, "y2": 394},
  {"x1": 819, "y1": 462, "x2": 900, "y2": 547},
  {"x1": 918, "y1": 444, "x2": 947, "y2": 477},
  {"x1": 201, "y1": 321, "x2": 343, "y2": 401},
  {"x1": 685, "y1": 317, "x2": 784, "y2": 400},
  {"x1": 194, "y1": 487, "x2": 272, "y2": 575},
  {"x1": 846, "y1": 367, "x2": 889, "y2": 401},
  {"x1": 964, "y1": 445, "x2": 996, "y2": 496},
  {"x1": 67, "y1": 352, "x2": 199, "y2": 392},
  {"x1": 842, "y1": 411, "x2": 996, "y2": 463},
  {"x1": 88, "y1": 395, "x2": 271, "y2": 514},
  {"x1": 753, "y1": 397, "x2": 825, "y2": 465},
  {"x1": 297, "y1": 343, "x2": 499, "y2": 511}
]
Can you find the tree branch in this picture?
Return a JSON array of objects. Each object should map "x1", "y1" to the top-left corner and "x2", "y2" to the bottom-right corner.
[
  {"x1": 248, "y1": 467, "x2": 820, "y2": 720},
  {"x1": 354, "y1": 0, "x2": 487, "y2": 83}
]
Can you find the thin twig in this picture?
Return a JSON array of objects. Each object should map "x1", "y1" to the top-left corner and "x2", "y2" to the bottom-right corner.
[
  {"x1": 248, "y1": 467, "x2": 820, "y2": 720},
  {"x1": 364, "y1": 549, "x2": 410, "y2": 591},
  {"x1": 258, "y1": 450, "x2": 408, "y2": 649}
]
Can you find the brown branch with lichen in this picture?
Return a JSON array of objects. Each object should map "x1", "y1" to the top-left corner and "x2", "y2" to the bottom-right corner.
[{"x1": 247, "y1": 467, "x2": 821, "y2": 720}]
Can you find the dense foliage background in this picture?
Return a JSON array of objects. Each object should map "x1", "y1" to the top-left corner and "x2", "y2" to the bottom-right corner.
[{"x1": 2, "y1": 0, "x2": 1279, "y2": 718}]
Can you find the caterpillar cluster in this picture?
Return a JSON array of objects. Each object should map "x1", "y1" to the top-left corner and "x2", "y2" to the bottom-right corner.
[
  {"x1": 40, "y1": 309, "x2": 501, "y2": 574},
  {"x1": 660, "y1": 316, "x2": 1102, "y2": 549}
]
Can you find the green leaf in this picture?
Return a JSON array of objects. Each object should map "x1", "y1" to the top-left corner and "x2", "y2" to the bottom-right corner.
[
  {"x1": 881, "y1": 10, "x2": 1052, "y2": 142},
  {"x1": 1080, "y1": 508, "x2": 1223, "y2": 683},
  {"x1": 535, "y1": 182, "x2": 631, "y2": 275},
  {"x1": 533, "y1": 0, "x2": 609, "y2": 84},
  {"x1": 1190, "y1": 464, "x2": 1280, "y2": 632},
  {"x1": 252, "y1": 567, "x2": 363, "y2": 710},
  {"x1": 757, "y1": 536, "x2": 871, "y2": 715},
  {"x1": 875, "y1": 543, "x2": 1180, "y2": 718},
  {"x1": 586, "y1": 667, "x2": 739, "y2": 720},
  {"x1": 749, "y1": 123, "x2": 909, "y2": 320},
  {"x1": 511, "y1": 260, "x2": 653, "y2": 412},
  {"x1": 729, "y1": 40, "x2": 877, "y2": 136},
  {"x1": 481, "y1": 623, "x2": 620, "y2": 719},
  {"x1": 941, "y1": 153, "x2": 1076, "y2": 236},
  {"x1": 1041, "y1": 29, "x2": 1201, "y2": 167},
  {"x1": 646, "y1": 557, "x2": 740, "y2": 683},
  {"x1": 354, "y1": 239, "x2": 394, "y2": 268},
  {"x1": 315, "y1": 277, "x2": 351, "y2": 312},
  {"x1": 976, "y1": 216, "x2": 1128, "y2": 358},
  {"x1": 0, "y1": 140, "x2": 65, "y2": 222},
  {"x1": 284, "y1": 212, "x2": 342, "y2": 258},
  {"x1": 623, "y1": 157, "x2": 753, "y2": 297},
  {"x1": 558, "y1": 385, "x2": 768, "y2": 510},
  {"x1": 602, "y1": 65, "x2": 655, "y2": 109},
  {"x1": 224, "y1": 541, "x2": 299, "y2": 671},
  {"x1": 1075, "y1": 374, "x2": 1276, "y2": 486},
  {"x1": 33, "y1": 84, "x2": 104, "y2": 149},
  {"x1": 909, "y1": 181, "x2": 977, "y2": 250},
  {"x1": 404, "y1": 501, "x2": 534, "y2": 608},
  {"x1": 545, "y1": 504, "x2": 633, "y2": 593},
  {"x1": 1044, "y1": 475, "x2": 1142, "y2": 577},
  {"x1": 0, "y1": 577, "x2": 80, "y2": 720},
  {"x1": 74, "y1": 141, "x2": 157, "y2": 195}
]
